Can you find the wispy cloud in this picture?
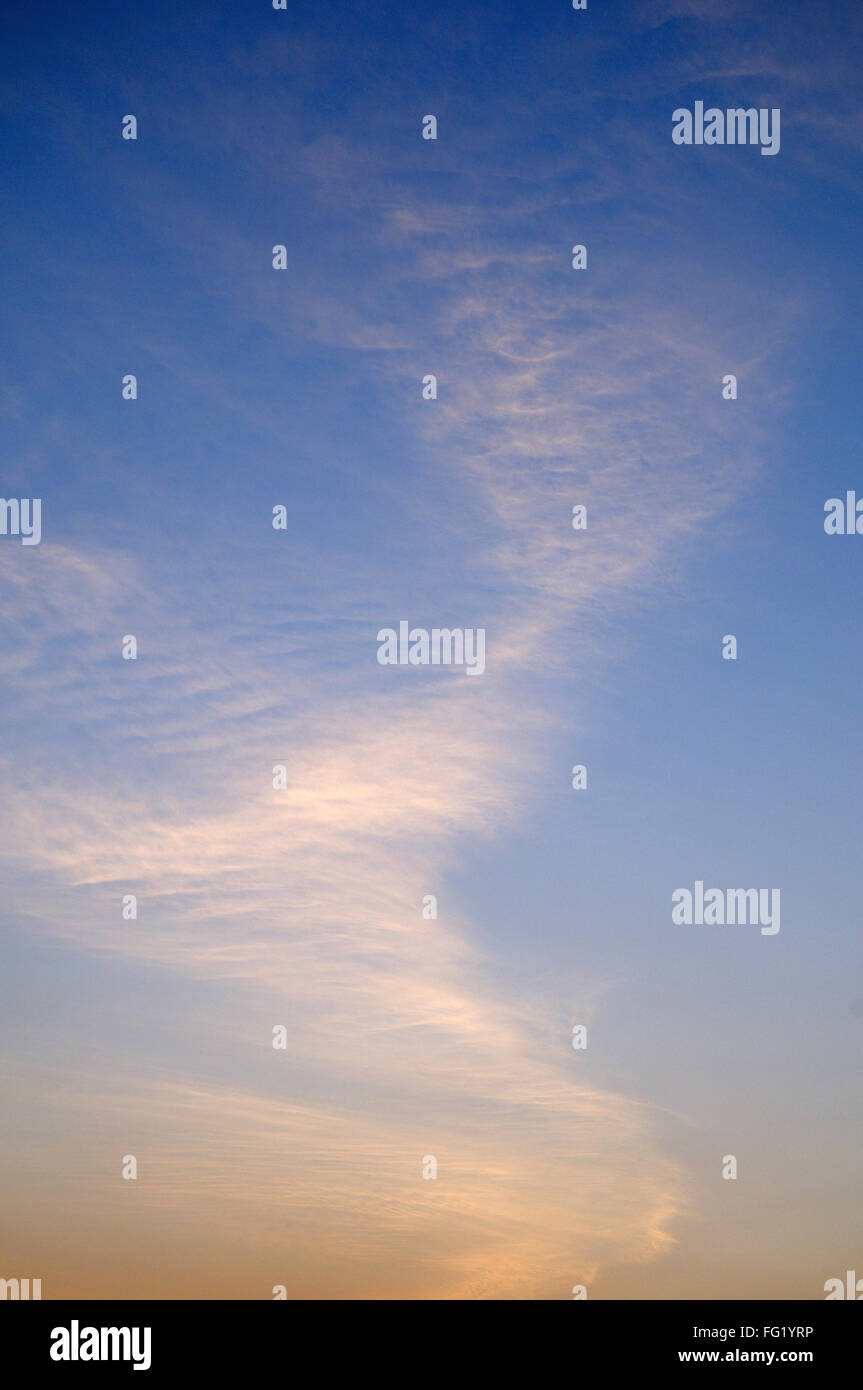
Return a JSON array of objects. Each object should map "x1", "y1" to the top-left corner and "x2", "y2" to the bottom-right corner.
[{"x1": 0, "y1": 12, "x2": 799, "y2": 1296}]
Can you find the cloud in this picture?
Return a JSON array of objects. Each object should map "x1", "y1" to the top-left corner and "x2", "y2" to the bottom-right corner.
[
  {"x1": 0, "y1": 513, "x2": 692, "y2": 1294},
  {"x1": 0, "y1": 30, "x2": 796, "y2": 1296},
  {"x1": 1, "y1": 1065, "x2": 681, "y2": 1299}
]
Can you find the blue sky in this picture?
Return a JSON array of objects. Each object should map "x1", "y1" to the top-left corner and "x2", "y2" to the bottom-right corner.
[{"x1": 1, "y1": 0, "x2": 861, "y2": 1298}]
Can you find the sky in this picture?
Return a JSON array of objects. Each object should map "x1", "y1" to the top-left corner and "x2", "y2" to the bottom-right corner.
[{"x1": 0, "y1": 0, "x2": 861, "y2": 1299}]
